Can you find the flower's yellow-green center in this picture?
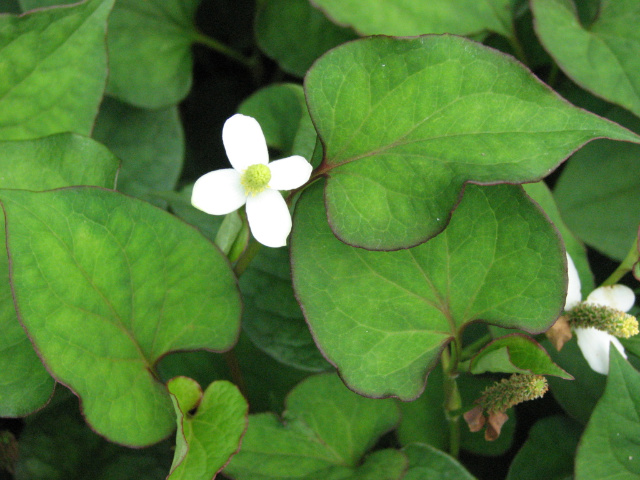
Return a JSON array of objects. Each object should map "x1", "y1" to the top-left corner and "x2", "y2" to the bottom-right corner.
[{"x1": 241, "y1": 164, "x2": 271, "y2": 195}]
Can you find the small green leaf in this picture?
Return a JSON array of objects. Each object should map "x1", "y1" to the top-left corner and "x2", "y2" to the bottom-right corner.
[
  {"x1": 532, "y1": 0, "x2": 640, "y2": 117},
  {"x1": 403, "y1": 443, "x2": 476, "y2": 480},
  {"x1": 240, "y1": 246, "x2": 331, "y2": 372},
  {"x1": 292, "y1": 182, "x2": 565, "y2": 399},
  {"x1": 15, "y1": 392, "x2": 172, "y2": 480},
  {"x1": 0, "y1": 133, "x2": 119, "y2": 417},
  {"x1": 168, "y1": 378, "x2": 248, "y2": 480},
  {"x1": 224, "y1": 373, "x2": 400, "y2": 480},
  {"x1": 238, "y1": 83, "x2": 317, "y2": 160},
  {"x1": 575, "y1": 349, "x2": 640, "y2": 478},
  {"x1": 507, "y1": 415, "x2": 582, "y2": 480},
  {"x1": 93, "y1": 96, "x2": 184, "y2": 202},
  {"x1": 469, "y1": 334, "x2": 572, "y2": 379},
  {"x1": 1, "y1": 187, "x2": 241, "y2": 446},
  {"x1": 0, "y1": 0, "x2": 113, "y2": 140},
  {"x1": 305, "y1": 35, "x2": 640, "y2": 250},
  {"x1": 523, "y1": 181, "x2": 594, "y2": 294},
  {"x1": 255, "y1": 0, "x2": 357, "y2": 77},
  {"x1": 554, "y1": 136, "x2": 640, "y2": 261},
  {"x1": 311, "y1": 0, "x2": 513, "y2": 37}
]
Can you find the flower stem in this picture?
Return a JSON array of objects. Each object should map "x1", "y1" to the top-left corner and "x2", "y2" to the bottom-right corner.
[
  {"x1": 224, "y1": 350, "x2": 248, "y2": 399},
  {"x1": 601, "y1": 237, "x2": 639, "y2": 286},
  {"x1": 192, "y1": 31, "x2": 256, "y2": 69},
  {"x1": 460, "y1": 333, "x2": 493, "y2": 361},
  {"x1": 233, "y1": 238, "x2": 262, "y2": 278},
  {"x1": 441, "y1": 344, "x2": 462, "y2": 458}
]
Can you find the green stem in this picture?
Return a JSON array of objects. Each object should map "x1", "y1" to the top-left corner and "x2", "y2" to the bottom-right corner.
[
  {"x1": 233, "y1": 238, "x2": 262, "y2": 278},
  {"x1": 460, "y1": 333, "x2": 493, "y2": 361},
  {"x1": 224, "y1": 350, "x2": 248, "y2": 399},
  {"x1": 441, "y1": 345, "x2": 462, "y2": 458},
  {"x1": 547, "y1": 62, "x2": 560, "y2": 88},
  {"x1": 601, "y1": 237, "x2": 639, "y2": 286},
  {"x1": 507, "y1": 33, "x2": 527, "y2": 65},
  {"x1": 192, "y1": 31, "x2": 256, "y2": 69}
]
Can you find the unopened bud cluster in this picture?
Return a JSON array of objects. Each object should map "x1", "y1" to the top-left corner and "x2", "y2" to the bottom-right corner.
[
  {"x1": 567, "y1": 302, "x2": 639, "y2": 338},
  {"x1": 480, "y1": 374, "x2": 548, "y2": 414}
]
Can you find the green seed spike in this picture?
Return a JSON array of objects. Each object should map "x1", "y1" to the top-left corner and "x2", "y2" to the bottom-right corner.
[
  {"x1": 480, "y1": 374, "x2": 548, "y2": 414},
  {"x1": 568, "y1": 303, "x2": 639, "y2": 338}
]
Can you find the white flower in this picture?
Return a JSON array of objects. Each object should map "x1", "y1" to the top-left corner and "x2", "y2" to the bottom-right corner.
[
  {"x1": 565, "y1": 254, "x2": 635, "y2": 374},
  {"x1": 191, "y1": 114, "x2": 312, "y2": 248}
]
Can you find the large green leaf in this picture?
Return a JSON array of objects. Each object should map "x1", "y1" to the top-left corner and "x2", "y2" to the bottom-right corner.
[
  {"x1": 311, "y1": 0, "x2": 513, "y2": 37},
  {"x1": 255, "y1": 0, "x2": 357, "y2": 77},
  {"x1": 554, "y1": 138, "x2": 640, "y2": 261},
  {"x1": 1, "y1": 187, "x2": 241, "y2": 446},
  {"x1": 20, "y1": 0, "x2": 201, "y2": 108},
  {"x1": 575, "y1": 349, "x2": 640, "y2": 479},
  {"x1": 403, "y1": 444, "x2": 475, "y2": 480},
  {"x1": 292, "y1": 182, "x2": 565, "y2": 399},
  {"x1": 14, "y1": 392, "x2": 172, "y2": 480},
  {"x1": 224, "y1": 373, "x2": 401, "y2": 480},
  {"x1": 507, "y1": 415, "x2": 582, "y2": 480},
  {"x1": 0, "y1": 0, "x2": 113, "y2": 141},
  {"x1": 0, "y1": 133, "x2": 119, "y2": 417},
  {"x1": 240, "y1": 246, "x2": 331, "y2": 372},
  {"x1": 167, "y1": 377, "x2": 248, "y2": 480},
  {"x1": 304, "y1": 35, "x2": 640, "y2": 250},
  {"x1": 93, "y1": 96, "x2": 184, "y2": 202},
  {"x1": 532, "y1": 0, "x2": 640, "y2": 118}
]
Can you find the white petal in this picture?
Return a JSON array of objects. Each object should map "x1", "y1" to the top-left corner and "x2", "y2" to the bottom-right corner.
[
  {"x1": 246, "y1": 189, "x2": 291, "y2": 248},
  {"x1": 222, "y1": 114, "x2": 269, "y2": 171},
  {"x1": 586, "y1": 284, "x2": 636, "y2": 312},
  {"x1": 564, "y1": 253, "x2": 582, "y2": 311},
  {"x1": 575, "y1": 327, "x2": 627, "y2": 375},
  {"x1": 268, "y1": 156, "x2": 313, "y2": 191},
  {"x1": 191, "y1": 169, "x2": 246, "y2": 215}
]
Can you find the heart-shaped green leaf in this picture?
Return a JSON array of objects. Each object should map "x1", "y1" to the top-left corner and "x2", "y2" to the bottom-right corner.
[
  {"x1": 292, "y1": 182, "x2": 565, "y2": 399},
  {"x1": 240, "y1": 246, "x2": 331, "y2": 372},
  {"x1": 469, "y1": 334, "x2": 572, "y2": 379},
  {"x1": 224, "y1": 373, "x2": 401, "y2": 480},
  {"x1": 506, "y1": 415, "x2": 582, "y2": 480},
  {"x1": 0, "y1": 133, "x2": 119, "y2": 417},
  {"x1": 0, "y1": 0, "x2": 113, "y2": 141},
  {"x1": 532, "y1": 0, "x2": 640, "y2": 118},
  {"x1": 311, "y1": 0, "x2": 513, "y2": 37},
  {"x1": 93, "y1": 96, "x2": 184, "y2": 203},
  {"x1": 20, "y1": 0, "x2": 202, "y2": 108},
  {"x1": 255, "y1": 0, "x2": 356, "y2": 77},
  {"x1": 575, "y1": 348, "x2": 640, "y2": 478},
  {"x1": 554, "y1": 131, "x2": 640, "y2": 261},
  {"x1": 1, "y1": 187, "x2": 241, "y2": 446},
  {"x1": 304, "y1": 35, "x2": 640, "y2": 250},
  {"x1": 168, "y1": 377, "x2": 248, "y2": 480},
  {"x1": 403, "y1": 444, "x2": 475, "y2": 480}
]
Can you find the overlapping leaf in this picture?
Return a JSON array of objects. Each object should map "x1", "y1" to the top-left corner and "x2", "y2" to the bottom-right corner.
[
  {"x1": 304, "y1": 35, "x2": 640, "y2": 250},
  {"x1": 1, "y1": 187, "x2": 241, "y2": 445},
  {"x1": 0, "y1": 133, "x2": 119, "y2": 417},
  {"x1": 575, "y1": 349, "x2": 640, "y2": 478},
  {"x1": 255, "y1": 0, "x2": 356, "y2": 77},
  {"x1": 532, "y1": 0, "x2": 640, "y2": 117},
  {"x1": 292, "y1": 182, "x2": 565, "y2": 399},
  {"x1": 0, "y1": 0, "x2": 113, "y2": 141},
  {"x1": 403, "y1": 444, "x2": 475, "y2": 480},
  {"x1": 224, "y1": 373, "x2": 401, "y2": 480},
  {"x1": 311, "y1": 0, "x2": 513, "y2": 37},
  {"x1": 168, "y1": 377, "x2": 247, "y2": 479},
  {"x1": 20, "y1": 0, "x2": 202, "y2": 108}
]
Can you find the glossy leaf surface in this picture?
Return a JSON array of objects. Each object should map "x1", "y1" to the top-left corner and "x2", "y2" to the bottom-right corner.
[
  {"x1": 292, "y1": 182, "x2": 565, "y2": 399},
  {"x1": 0, "y1": 0, "x2": 113, "y2": 140},
  {"x1": 403, "y1": 444, "x2": 475, "y2": 480},
  {"x1": 0, "y1": 134, "x2": 119, "y2": 417},
  {"x1": 1, "y1": 187, "x2": 241, "y2": 445},
  {"x1": 305, "y1": 35, "x2": 640, "y2": 250}
]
